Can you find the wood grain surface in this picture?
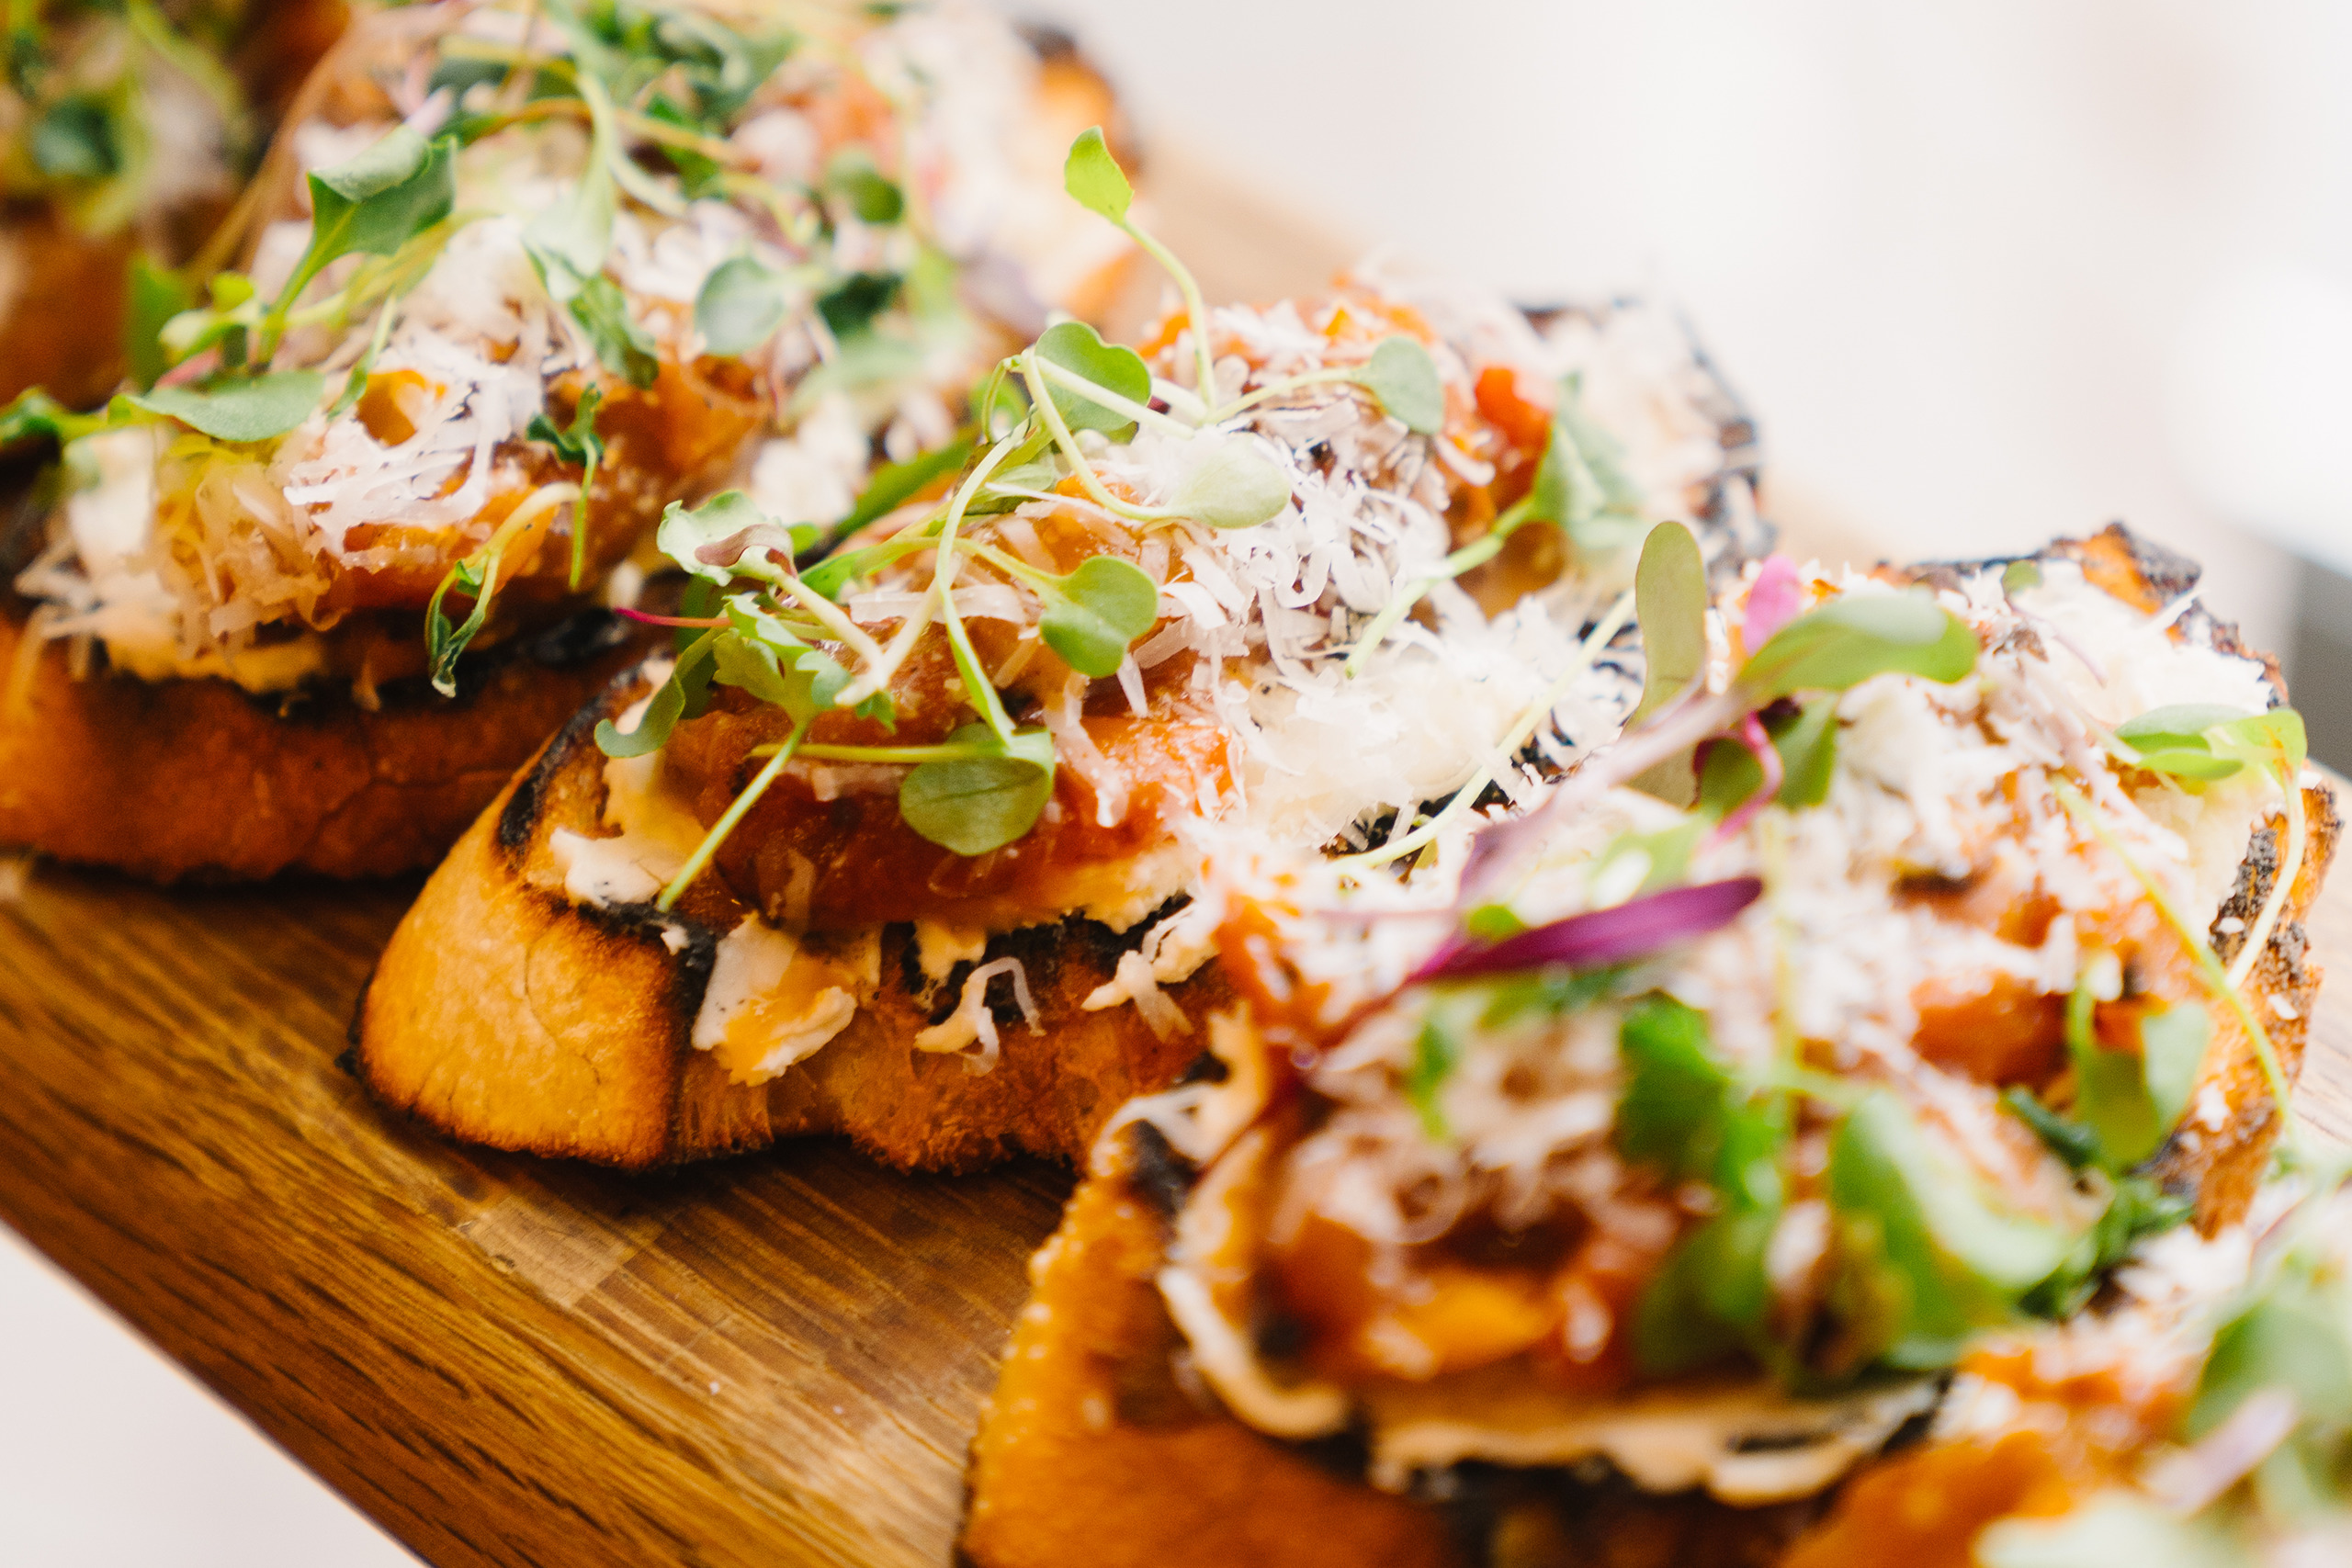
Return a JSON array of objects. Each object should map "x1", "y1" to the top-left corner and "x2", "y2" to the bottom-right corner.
[{"x1": 2, "y1": 171, "x2": 2347, "y2": 1568}]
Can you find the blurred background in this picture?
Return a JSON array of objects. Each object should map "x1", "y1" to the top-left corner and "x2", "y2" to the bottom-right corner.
[{"x1": 8, "y1": 2, "x2": 2350, "y2": 1561}]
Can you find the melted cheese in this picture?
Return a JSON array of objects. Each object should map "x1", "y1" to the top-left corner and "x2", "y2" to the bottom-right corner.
[{"x1": 691, "y1": 918, "x2": 876, "y2": 1083}]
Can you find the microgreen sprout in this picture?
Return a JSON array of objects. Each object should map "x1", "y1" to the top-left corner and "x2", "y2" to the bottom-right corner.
[
  {"x1": 424, "y1": 481, "x2": 582, "y2": 695},
  {"x1": 1063, "y1": 127, "x2": 1218, "y2": 401},
  {"x1": 525, "y1": 385, "x2": 606, "y2": 588}
]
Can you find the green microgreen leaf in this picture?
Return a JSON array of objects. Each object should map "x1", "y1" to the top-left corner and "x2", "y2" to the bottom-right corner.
[
  {"x1": 2069, "y1": 985, "x2": 2211, "y2": 1173},
  {"x1": 526, "y1": 384, "x2": 605, "y2": 587},
  {"x1": 1829, "y1": 1090, "x2": 2080, "y2": 1370},
  {"x1": 524, "y1": 90, "x2": 618, "y2": 305},
  {"x1": 2024, "y1": 1174, "x2": 2191, "y2": 1319},
  {"x1": 644, "y1": 95, "x2": 726, "y2": 197},
  {"x1": 1463, "y1": 903, "x2": 1528, "y2": 943},
  {"x1": 1627, "y1": 520, "x2": 1707, "y2": 728},
  {"x1": 1037, "y1": 554, "x2": 1159, "y2": 678},
  {"x1": 1406, "y1": 1016, "x2": 1460, "y2": 1141},
  {"x1": 595, "y1": 632, "x2": 720, "y2": 759},
  {"x1": 898, "y1": 722, "x2": 1057, "y2": 855},
  {"x1": 2001, "y1": 1087, "x2": 2104, "y2": 1171},
  {"x1": 2215, "y1": 707, "x2": 2308, "y2": 774},
  {"x1": 1355, "y1": 336, "x2": 1442, "y2": 435},
  {"x1": 709, "y1": 615, "x2": 846, "y2": 728},
  {"x1": 656, "y1": 490, "x2": 803, "y2": 582},
  {"x1": 694, "y1": 254, "x2": 797, "y2": 356},
  {"x1": 1737, "y1": 592, "x2": 1979, "y2": 703},
  {"x1": 2189, "y1": 1274, "x2": 2352, "y2": 1446},
  {"x1": 276, "y1": 128, "x2": 458, "y2": 324},
  {"x1": 816, "y1": 270, "x2": 903, "y2": 341},
  {"x1": 130, "y1": 371, "x2": 325, "y2": 443},
  {"x1": 824, "y1": 145, "x2": 904, "y2": 225},
  {"x1": 2000, "y1": 558, "x2": 2044, "y2": 596},
  {"x1": 1035, "y1": 319, "x2": 1151, "y2": 437},
  {"x1": 2116, "y1": 704, "x2": 2249, "y2": 753},
  {"x1": 29, "y1": 93, "x2": 119, "y2": 180},
  {"x1": 0, "y1": 387, "x2": 102, "y2": 446},
  {"x1": 1772, "y1": 694, "x2": 1841, "y2": 808},
  {"x1": 1062, "y1": 125, "x2": 1132, "y2": 223},
  {"x1": 567, "y1": 275, "x2": 659, "y2": 389},
  {"x1": 835, "y1": 434, "x2": 973, "y2": 536},
  {"x1": 1615, "y1": 995, "x2": 1735, "y2": 1179},
  {"x1": 1166, "y1": 433, "x2": 1291, "y2": 529}
]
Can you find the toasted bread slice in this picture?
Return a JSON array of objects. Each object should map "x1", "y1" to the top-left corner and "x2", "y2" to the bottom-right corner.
[
  {"x1": 355, "y1": 661, "x2": 1222, "y2": 1170},
  {"x1": 961, "y1": 781, "x2": 2339, "y2": 1568},
  {"x1": 0, "y1": 598, "x2": 648, "y2": 882},
  {"x1": 959, "y1": 525, "x2": 2343, "y2": 1568}
]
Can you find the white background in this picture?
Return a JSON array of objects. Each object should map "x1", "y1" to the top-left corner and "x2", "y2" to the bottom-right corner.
[{"x1": 8, "y1": 2, "x2": 2352, "y2": 1561}]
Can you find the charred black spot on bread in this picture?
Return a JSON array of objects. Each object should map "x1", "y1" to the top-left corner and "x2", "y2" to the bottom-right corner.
[
  {"x1": 520, "y1": 607, "x2": 631, "y2": 669},
  {"x1": 1178, "y1": 1049, "x2": 1228, "y2": 1086},
  {"x1": 1125, "y1": 1120, "x2": 1193, "y2": 1217},
  {"x1": 497, "y1": 673, "x2": 630, "y2": 856}
]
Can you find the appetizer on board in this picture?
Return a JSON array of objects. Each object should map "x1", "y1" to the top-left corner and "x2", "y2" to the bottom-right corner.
[
  {"x1": 0, "y1": 0, "x2": 350, "y2": 410},
  {"x1": 0, "y1": 0, "x2": 1128, "y2": 880},
  {"x1": 960, "y1": 525, "x2": 2339, "y2": 1568},
  {"x1": 355, "y1": 131, "x2": 1768, "y2": 1171}
]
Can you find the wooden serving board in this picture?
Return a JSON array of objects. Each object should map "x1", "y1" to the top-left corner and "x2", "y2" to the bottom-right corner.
[{"x1": 2, "y1": 168, "x2": 2348, "y2": 1567}]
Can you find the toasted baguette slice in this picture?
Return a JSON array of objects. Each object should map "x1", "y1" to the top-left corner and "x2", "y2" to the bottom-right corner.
[
  {"x1": 0, "y1": 599, "x2": 648, "y2": 882},
  {"x1": 960, "y1": 525, "x2": 2343, "y2": 1568},
  {"x1": 962, "y1": 778, "x2": 2339, "y2": 1568},
  {"x1": 355, "y1": 661, "x2": 1221, "y2": 1170}
]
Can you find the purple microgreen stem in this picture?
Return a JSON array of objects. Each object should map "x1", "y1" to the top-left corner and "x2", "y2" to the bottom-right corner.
[{"x1": 1414, "y1": 876, "x2": 1764, "y2": 984}]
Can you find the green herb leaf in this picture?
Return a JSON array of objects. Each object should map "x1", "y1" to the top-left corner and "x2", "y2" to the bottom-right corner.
[
  {"x1": 710, "y1": 623, "x2": 846, "y2": 727},
  {"x1": 1829, "y1": 1091, "x2": 2079, "y2": 1369},
  {"x1": 1772, "y1": 694, "x2": 1841, "y2": 808},
  {"x1": 1738, "y1": 592, "x2": 1978, "y2": 703},
  {"x1": 526, "y1": 384, "x2": 606, "y2": 469},
  {"x1": 2214, "y1": 707, "x2": 2308, "y2": 774},
  {"x1": 645, "y1": 95, "x2": 726, "y2": 197},
  {"x1": 2070, "y1": 989, "x2": 2211, "y2": 1172},
  {"x1": 2190, "y1": 1279, "x2": 2352, "y2": 1439},
  {"x1": 1062, "y1": 126, "x2": 1133, "y2": 223},
  {"x1": 1463, "y1": 904, "x2": 1528, "y2": 943},
  {"x1": 2001, "y1": 1086, "x2": 2102, "y2": 1170},
  {"x1": 2127, "y1": 749, "x2": 2245, "y2": 783},
  {"x1": 899, "y1": 722, "x2": 1057, "y2": 855},
  {"x1": 1627, "y1": 521, "x2": 1707, "y2": 728},
  {"x1": 1406, "y1": 1017, "x2": 1460, "y2": 1141},
  {"x1": 29, "y1": 94, "x2": 119, "y2": 180},
  {"x1": 2025, "y1": 1175, "x2": 2191, "y2": 1319},
  {"x1": 0, "y1": 388, "x2": 99, "y2": 446},
  {"x1": 1035, "y1": 319, "x2": 1150, "y2": 436},
  {"x1": 567, "y1": 276, "x2": 660, "y2": 389},
  {"x1": 816, "y1": 270, "x2": 903, "y2": 340},
  {"x1": 1356, "y1": 337, "x2": 1442, "y2": 435},
  {"x1": 280, "y1": 128, "x2": 457, "y2": 313},
  {"x1": 1167, "y1": 434, "x2": 1291, "y2": 529},
  {"x1": 1038, "y1": 554, "x2": 1159, "y2": 678},
  {"x1": 1636, "y1": 1168, "x2": 1783, "y2": 1377},
  {"x1": 836, "y1": 434, "x2": 973, "y2": 536},
  {"x1": 1615, "y1": 996, "x2": 1734, "y2": 1180},
  {"x1": 657, "y1": 491, "x2": 797, "y2": 581},
  {"x1": 130, "y1": 371, "x2": 325, "y2": 443},
  {"x1": 695, "y1": 254, "x2": 796, "y2": 355},
  {"x1": 595, "y1": 634, "x2": 720, "y2": 759},
  {"x1": 525, "y1": 111, "x2": 616, "y2": 305},
  {"x1": 2000, "y1": 558, "x2": 2044, "y2": 596},
  {"x1": 2116, "y1": 704, "x2": 2250, "y2": 753},
  {"x1": 825, "y1": 145, "x2": 904, "y2": 225}
]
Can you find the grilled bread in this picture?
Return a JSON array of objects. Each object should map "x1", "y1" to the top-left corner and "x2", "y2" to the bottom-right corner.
[
  {"x1": 354, "y1": 280, "x2": 1766, "y2": 1170},
  {"x1": 1, "y1": 0, "x2": 1130, "y2": 881},
  {"x1": 960, "y1": 525, "x2": 2340, "y2": 1568}
]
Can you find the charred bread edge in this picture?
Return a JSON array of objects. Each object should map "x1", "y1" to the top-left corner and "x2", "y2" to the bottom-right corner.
[
  {"x1": 0, "y1": 593, "x2": 647, "y2": 882},
  {"x1": 356, "y1": 660, "x2": 1223, "y2": 1171},
  {"x1": 956, "y1": 525, "x2": 2342, "y2": 1568}
]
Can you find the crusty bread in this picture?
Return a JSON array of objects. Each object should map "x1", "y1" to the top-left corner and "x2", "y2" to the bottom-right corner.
[
  {"x1": 354, "y1": 662, "x2": 1222, "y2": 1171},
  {"x1": 958, "y1": 525, "x2": 2344, "y2": 1568},
  {"x1": 0, "y1": 598, "x2": 650, "y2": 882}
]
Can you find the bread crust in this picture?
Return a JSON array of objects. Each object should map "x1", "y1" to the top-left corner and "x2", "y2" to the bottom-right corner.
[
  {"x1": 355, "y1": 663, "x2": 1222, "y2": 1171},
  {"x1": 959, "y1": 525, "x2": 2344, "y2": 1568},
  {"x1": 0, "y1": 598, "x2": 649, "y2": 881}
]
